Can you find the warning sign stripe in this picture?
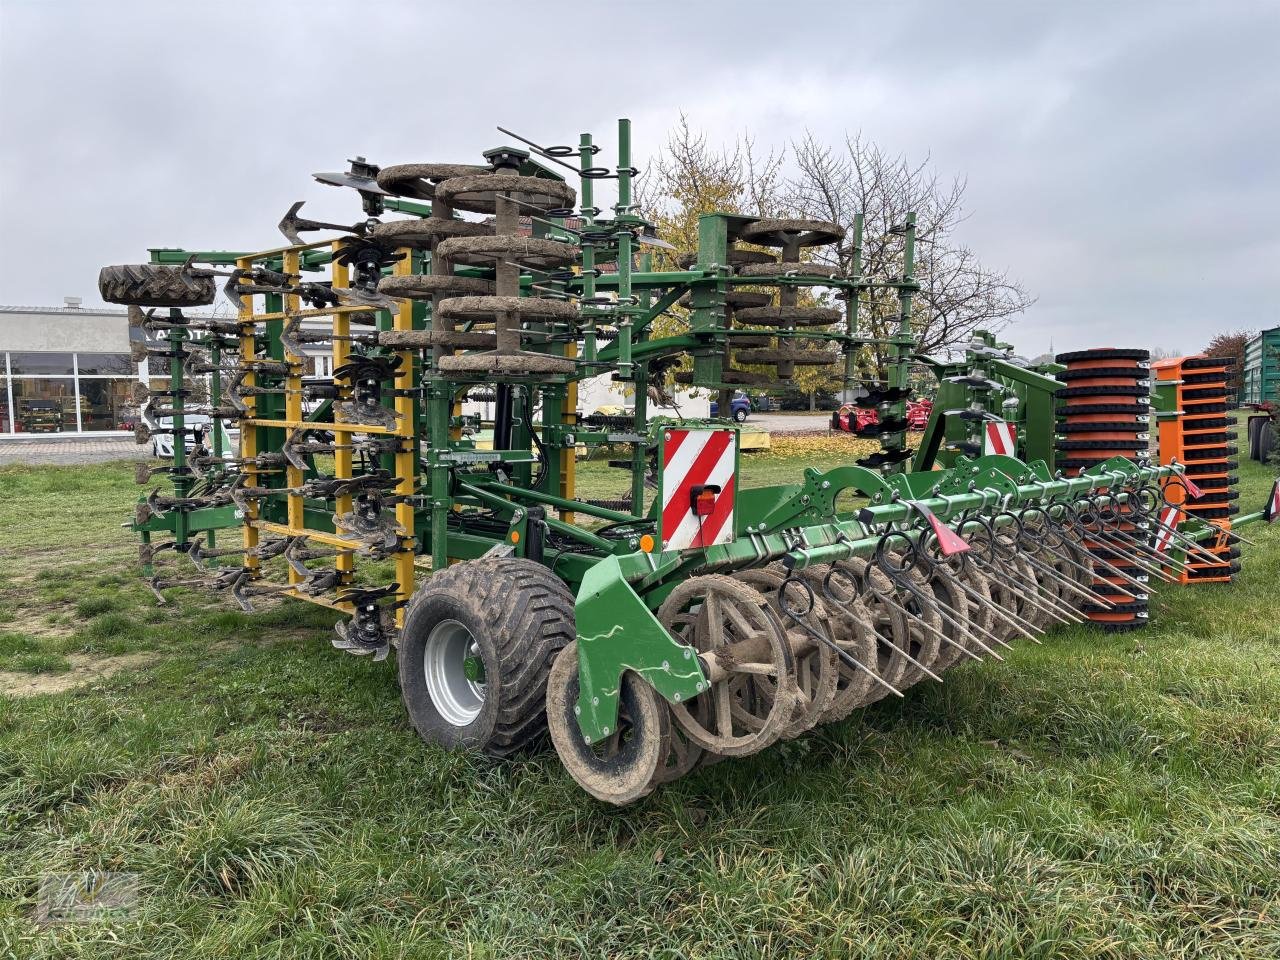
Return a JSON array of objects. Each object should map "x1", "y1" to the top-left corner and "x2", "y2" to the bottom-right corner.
[
  {"x1": 661, "y1": 429, "x2": 737, "y2": 550},
  {"x1": 984, "y1": 421, "x2": 1016, "y2": 456}
]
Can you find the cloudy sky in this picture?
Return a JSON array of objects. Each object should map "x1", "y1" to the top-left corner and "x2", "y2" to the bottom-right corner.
[{"x1": 1, "y1": 0, "x2": 1276, "y2": 356}]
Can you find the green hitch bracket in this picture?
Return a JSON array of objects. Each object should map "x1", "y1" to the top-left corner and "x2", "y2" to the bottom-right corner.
[{"x1": 573, "y1": 555, "x2": 708, "y2": 745}]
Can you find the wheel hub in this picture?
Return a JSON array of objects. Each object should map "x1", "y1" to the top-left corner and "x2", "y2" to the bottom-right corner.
[{"x1": 423, "y1": 619, "x2": 485, "y2": 727}]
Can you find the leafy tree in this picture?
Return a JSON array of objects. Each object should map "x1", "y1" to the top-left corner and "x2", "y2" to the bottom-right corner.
[{"x1": 1204, "y1": 331, "x2": 1253, "y2": 398}]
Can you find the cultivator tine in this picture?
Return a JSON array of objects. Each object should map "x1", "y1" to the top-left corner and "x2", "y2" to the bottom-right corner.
[{"x1": 278, "y1": 200, "x2": 366, "y2": 246}]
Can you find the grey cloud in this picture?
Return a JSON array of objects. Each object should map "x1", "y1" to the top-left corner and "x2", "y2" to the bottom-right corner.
[{"x1": 1, "y1": 0, "x2": 1276, "y2": 355}]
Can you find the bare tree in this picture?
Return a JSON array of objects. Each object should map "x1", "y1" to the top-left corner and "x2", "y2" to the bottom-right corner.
[
  {"x1": 637, "y1": 120, "x2": 1033, "y2": 386},
  {"x1": 787, "y1": 133, "x2": 1034, "y2": 375}
]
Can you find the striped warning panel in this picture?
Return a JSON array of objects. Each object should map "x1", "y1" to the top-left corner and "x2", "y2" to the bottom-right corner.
[
  {"x1": 984, "y1": 420, "x2": 1017, "y2": 456},
  {"x1": 659, "y1": 428, "x2": 738, "y2": 550}
]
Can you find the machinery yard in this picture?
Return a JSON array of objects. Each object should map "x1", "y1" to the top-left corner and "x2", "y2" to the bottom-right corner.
[
  {"x1": 0, "y1": 437, "x2": 1277, "y2": 956},
  {"x1": 3, "y1": 3, "x2": 1279, "y2": 957}
]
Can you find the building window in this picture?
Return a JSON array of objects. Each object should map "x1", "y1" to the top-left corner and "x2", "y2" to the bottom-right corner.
[
  {"x1": 9, "y1": 352, "x2": 74, "y2": 376},
  {"x1": 11, "y1": 378, "x2": 77, "y2": 433},
  {"x1": 78, "y1": 379, "x2": 137, "y2": 432},
  {"x1": 0, "y1": 351, "x2": 140, "y2": 435},
  {"x1": 76, "y1": 352, "x2": 133, "y2": 376}
]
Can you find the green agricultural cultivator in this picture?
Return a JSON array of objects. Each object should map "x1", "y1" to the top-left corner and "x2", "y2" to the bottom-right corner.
[{"x1": 100, "y1": 120, "x2": 1269, "y2": 804}]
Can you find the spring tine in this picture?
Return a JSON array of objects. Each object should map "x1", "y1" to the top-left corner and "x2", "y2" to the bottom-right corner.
[
  {"x1": 972, "y1": 549, "x2": 1081, "y2": 622},
  {"x1": 1146, "y1": 516, "x2": 1235, "y2": 565},
  {"x1": 1061, "y1": 532, "x2": 1155, "y2": 594},
  {"x1": 928, "y1": 578, "x2": 1013, "y2": 655},
  {"x1": 883, "y1": 572, "x2": 990, "y2": 662},
  {"x1": 933, "y1": 572, "x2": 1021, "y2": 648},
  {"x1": 865, "y1": 593, "x2": 947, "y2": 682},
  {"x1": 1039, "y1": 544, "x2": 1138, "y2": 600},
  {"x1": 1018, "y1": 547, "x2": 1115, "y2": 608},
  {"x1": 812, "y1": 631, "x2": 905, "y2": 699},
  {"x1": 952, "y1": 558, "x2": 1045, "y2": 642},
  {"x1": 879, "y1": 631, "x2": 946, "y2": 683},
  {"x1": 968, "y1": 552, "x2": 1082, "y2": 625},
  {"x1": 1087, "y1": 527, "x2": 1183, "y2": 581},
  {"x1": 1102, "y1": 520, "x2": 1187, "y2": 567}
]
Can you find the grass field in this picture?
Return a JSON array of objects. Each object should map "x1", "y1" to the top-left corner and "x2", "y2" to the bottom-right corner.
[{"x1": 0, "y1": 427, "x2": 1277, "y2": 959}]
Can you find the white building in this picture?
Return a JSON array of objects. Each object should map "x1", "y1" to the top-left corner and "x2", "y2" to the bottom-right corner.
[
  {"x1": 0, "y1": 299, "x2": 138, "y2": 436},
  {"x1": 0, "y1": 299, "x2": 706, "y2": 437}
]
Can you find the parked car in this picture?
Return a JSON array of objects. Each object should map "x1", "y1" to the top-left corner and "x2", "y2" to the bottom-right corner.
[
  {"x1": 709, "y1": 392, "x2": 751, "y2": 422},
  {"x1": 151, "y1": 414, "x2": 236, "y2": 458}
]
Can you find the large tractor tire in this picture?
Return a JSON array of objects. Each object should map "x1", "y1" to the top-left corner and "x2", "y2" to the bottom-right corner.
[
  {"x1": 398, "y1": 557, "x2": 575, "y2": 757},
  {"x1": 98, "y1": 264, "x2": 216, "y2": 307},
  {"x1": 1258, "y1": 421, "x2": 1276, "y2": 465}
]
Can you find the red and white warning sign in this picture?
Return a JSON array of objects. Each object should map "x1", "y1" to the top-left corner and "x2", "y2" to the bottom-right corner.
[
  {"x1": 659, "y1": 428, "x2": 738, "y2": 550},
  {"x1": 1153, "y1": 505, "x2": 1182, "y2": 554},
  {"x1": 984, "y1": 421, "x2": 1017, "y2": 456},
  {"x1": 1266, "y1": 478, "x2": 1280, "y2": 524}
]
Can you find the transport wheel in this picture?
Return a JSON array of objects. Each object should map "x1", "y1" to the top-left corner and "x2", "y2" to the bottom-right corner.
[
  {"x1": 734, "y1": 408, "x2": 748, "y2": 423},
  {"x1": 545, "y1": 641, "x2": 666, "y2": 806},
  {"x1": 398, "y1": 558, "x2": 574, "y2": 757},
  {"x1": 98, "y1": 264, "x2": 216, "y2": 307}
]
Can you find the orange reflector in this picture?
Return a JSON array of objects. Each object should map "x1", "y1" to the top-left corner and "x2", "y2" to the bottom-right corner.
[
  {"x1": 510, "y1": 530, "x2": 520, "y2": 544},
  {"x1": 639, "y1": 534, "x2": 655, "y2": 553}
]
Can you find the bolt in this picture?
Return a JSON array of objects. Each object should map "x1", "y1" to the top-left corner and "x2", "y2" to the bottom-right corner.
[
  {"x1": 602, "y1": 726, "x2": 610, "y2": 735},
  {"x1": 821, "y1": 480, "x2": 831, "y2": 489},
  {"x1": 574, "y1": 704, "x2": 580, "y2": 715},
  {"x1": 662, "y1": 660, "x2": 670, "y2": 669},
  {"x1": 664, "y1": 432, "x2": 672, "y2": 441},
  {"x1": 683, "y1": 649, "x2": 692, "y2": 659},
  {"x1": 674, "y1": 693, "x2": 682, "y2": 702},
  {"x1": 696, "y1": 681, "x2": 706, "y2": 691},
  {"x1": 592, "y1": 696, "x2": 599, "y2": 706}
]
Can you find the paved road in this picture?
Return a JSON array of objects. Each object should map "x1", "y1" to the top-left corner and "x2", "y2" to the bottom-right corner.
[
  {"x1": 0, "y1": 415, "x2": 832, "y2": 466},
  {"x1": 748, "y1": 412, "x2": 832, "y2": 433},
  {"x1": 0, "y1": 437, "x2": 149, "y2": 466}
]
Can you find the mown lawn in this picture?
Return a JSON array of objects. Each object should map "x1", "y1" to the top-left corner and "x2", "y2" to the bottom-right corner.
[{"x1": 0, "y1": 426, "x2": 1277, "y2": 959}]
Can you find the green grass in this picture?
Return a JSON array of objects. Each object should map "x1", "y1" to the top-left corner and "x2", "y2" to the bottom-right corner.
[{"x1": 0, "y1": 420, "x2": 1277, "y2": 958}]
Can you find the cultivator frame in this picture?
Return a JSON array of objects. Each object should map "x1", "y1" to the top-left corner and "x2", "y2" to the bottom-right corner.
[{"x1": 106, "y1": 119, "x2": 1265, "y2": 803}]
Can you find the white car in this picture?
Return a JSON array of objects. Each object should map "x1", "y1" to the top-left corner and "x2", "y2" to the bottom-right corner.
[{"x1": 151, "y1": 415, "x2": 237, "y2": 459}]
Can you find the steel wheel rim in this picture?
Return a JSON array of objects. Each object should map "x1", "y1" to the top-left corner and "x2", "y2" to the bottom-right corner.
[{"x1": 423, "y1": 619, "x2": 485, "y2": 727}]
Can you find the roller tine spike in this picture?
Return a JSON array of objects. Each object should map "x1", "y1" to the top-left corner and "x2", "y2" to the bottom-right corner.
[
  {"x1": 865, "y1": 594, "x2": 948, "y2": 681},
  {"x1": 880, "y1": 570, "x2": 986, "y2": 660}
]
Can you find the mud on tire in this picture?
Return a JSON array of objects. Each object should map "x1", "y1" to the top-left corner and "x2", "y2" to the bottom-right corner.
[
  {"x1": 398, "y1": 557, "x2": 575, "y2": 757},
  {"x1": 98, "y1": 264, "x2": 217, "y2": 307}
]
